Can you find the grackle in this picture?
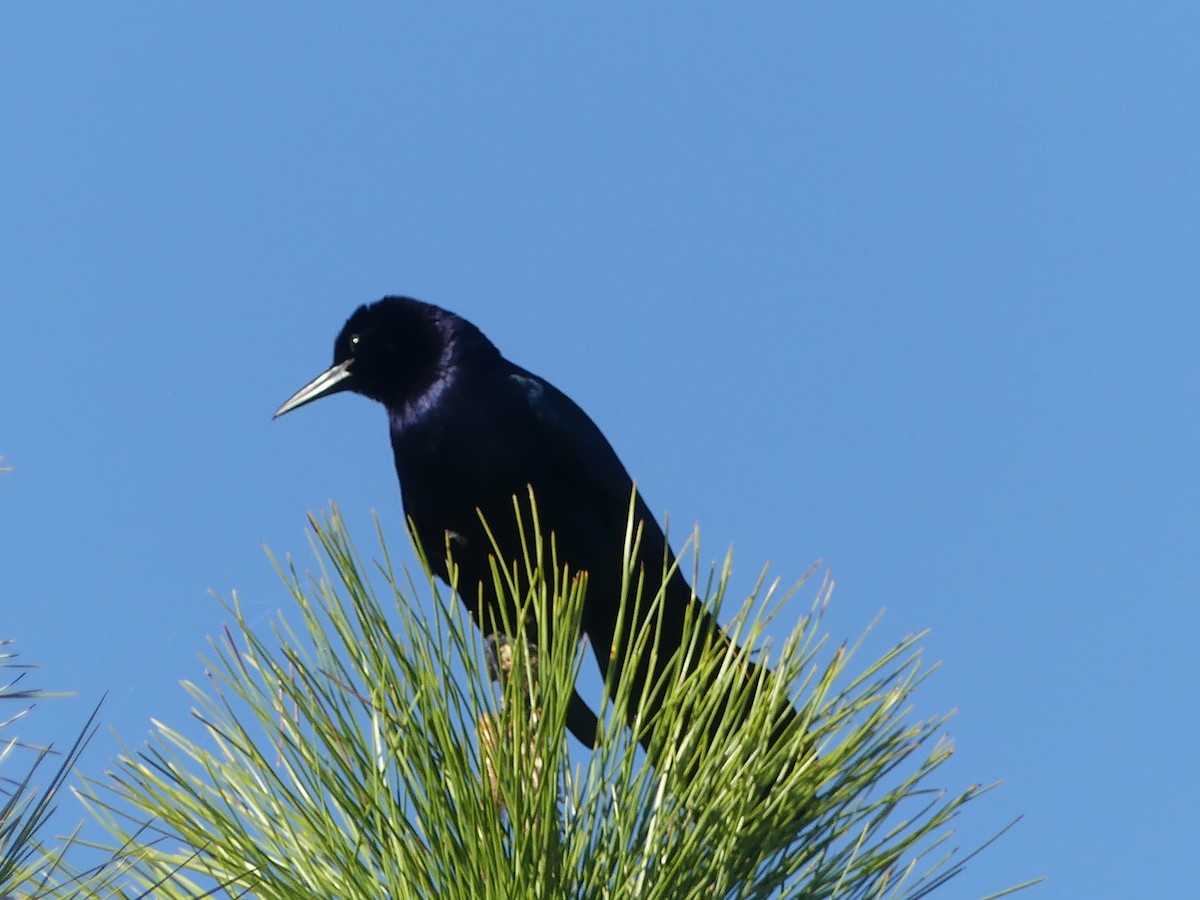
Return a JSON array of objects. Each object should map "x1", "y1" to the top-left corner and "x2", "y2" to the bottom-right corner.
[{"x1": 274, "y1": 297, "x2": 797, "y2": 753}]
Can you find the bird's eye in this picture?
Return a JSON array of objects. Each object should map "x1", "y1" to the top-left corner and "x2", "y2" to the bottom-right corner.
[{"x1": 349, "y1": 334, "x2": 361, "y2": 353}]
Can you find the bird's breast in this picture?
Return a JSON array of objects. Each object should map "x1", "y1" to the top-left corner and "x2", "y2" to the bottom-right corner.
[{"x1": 391, "y1": 421, "x2": 545, "y2": 566}]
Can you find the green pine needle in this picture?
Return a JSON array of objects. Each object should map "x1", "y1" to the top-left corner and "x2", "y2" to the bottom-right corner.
[{"x1": 76, "y1": 501, "x2": 1033, "y2": 899}]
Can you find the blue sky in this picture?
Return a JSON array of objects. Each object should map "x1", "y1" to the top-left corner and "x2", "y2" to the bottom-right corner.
[{"x1": 2, "y1": 4, "x2": 1197, "y2": 895}]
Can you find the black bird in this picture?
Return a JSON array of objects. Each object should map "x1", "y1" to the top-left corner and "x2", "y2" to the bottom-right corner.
[{"x1": 275, "y1": 297, "x2": 796, "y2": 753}]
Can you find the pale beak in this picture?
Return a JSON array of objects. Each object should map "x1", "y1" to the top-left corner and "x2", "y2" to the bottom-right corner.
[{"x1": 273, "y1": 359, "x2": 355, "y2": 419}]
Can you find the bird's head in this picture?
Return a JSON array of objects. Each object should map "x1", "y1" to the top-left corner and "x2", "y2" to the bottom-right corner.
[{"x1": 273, "y1": 296, "x2": 449, "y2": 418}]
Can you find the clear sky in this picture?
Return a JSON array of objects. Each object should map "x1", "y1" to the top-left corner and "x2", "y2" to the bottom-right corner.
[{"x1": 2, "y1": 4, "x2": 1196, "y2": 896}]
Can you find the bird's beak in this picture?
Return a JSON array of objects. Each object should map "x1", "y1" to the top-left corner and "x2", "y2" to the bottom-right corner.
[{"x1": 273, "y1": 359, "x2": 355, "y2": 419}]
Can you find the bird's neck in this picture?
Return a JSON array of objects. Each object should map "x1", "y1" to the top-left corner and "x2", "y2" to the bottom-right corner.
[{"x1": 387, "y1": 373, "x2": 455, "y2": 434}]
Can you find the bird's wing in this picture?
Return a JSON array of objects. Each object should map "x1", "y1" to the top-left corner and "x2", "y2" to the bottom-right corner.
[{"x1": 505, "y1": 366, "x2": 639, "y2": 515}]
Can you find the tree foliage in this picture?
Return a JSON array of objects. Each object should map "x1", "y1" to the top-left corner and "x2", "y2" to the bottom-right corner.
[{"x1": 67, "y1": 505, "x2": 1029, "y2": 898}]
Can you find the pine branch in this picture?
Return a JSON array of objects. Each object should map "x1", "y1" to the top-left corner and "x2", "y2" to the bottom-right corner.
[{"x1": 78, "y1": 503, "x2": 1030, "y2": 899}]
